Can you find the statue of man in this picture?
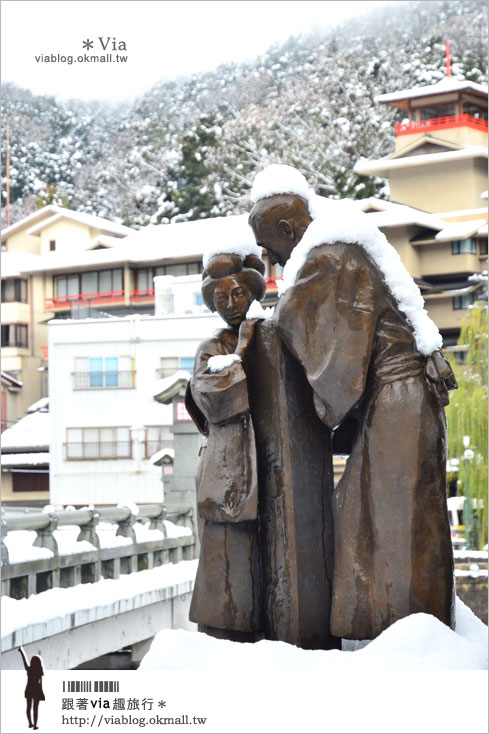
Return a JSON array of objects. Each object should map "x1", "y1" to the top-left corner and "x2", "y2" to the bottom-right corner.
[{"x1": 248, "y1": 165, "x2": 457, "y2": 640}]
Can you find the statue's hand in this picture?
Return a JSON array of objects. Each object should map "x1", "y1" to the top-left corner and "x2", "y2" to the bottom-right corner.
[{"x1": 236, "y1": 318, "x2": 259, "y2": 359}]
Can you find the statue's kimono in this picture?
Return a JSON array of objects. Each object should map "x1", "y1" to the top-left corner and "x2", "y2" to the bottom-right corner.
[
  {"x1": 275, "y1": 241, "x2": 455, "y2": 640},
  {"x1": 185, "y1": 328, "x2": 261, "y2": 634}
]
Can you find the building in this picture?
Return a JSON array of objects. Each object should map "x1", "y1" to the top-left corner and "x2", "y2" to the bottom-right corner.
[
  {"x1": 1, "y1": 399, "x2": 50, "y2": 506},
  {"x1": 354, "y1": 76, "x2": 488, "y2": 350},
  {"x1": 47, "y1": 290, "x2": 220, "y2": 507},
  {"x1": 1, "y1": 206, "x2": 134, "y2": 423}
]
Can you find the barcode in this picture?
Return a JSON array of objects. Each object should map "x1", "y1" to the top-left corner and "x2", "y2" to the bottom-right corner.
[{"x1": 63, "y1": 681, "x2": 120, "y2": 693}]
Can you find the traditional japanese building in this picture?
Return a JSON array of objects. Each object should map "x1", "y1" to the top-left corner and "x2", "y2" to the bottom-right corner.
[{"x1": 354, "y1": 75, "x2": 488, "y2": 352}]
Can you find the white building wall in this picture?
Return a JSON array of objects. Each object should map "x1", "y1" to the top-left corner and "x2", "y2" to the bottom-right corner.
[{"x1": 49, "y1": 300, "x2": 221, "y2": 506}]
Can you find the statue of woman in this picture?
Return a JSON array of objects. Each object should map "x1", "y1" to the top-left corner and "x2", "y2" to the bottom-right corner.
[{"x1": 184, "y1": 251, "x2": 267, "y2": 642}]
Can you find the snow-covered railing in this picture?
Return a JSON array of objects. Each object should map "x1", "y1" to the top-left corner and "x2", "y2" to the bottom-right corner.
[{"x1": 1, "y1": 503, "x2": 195, "y2": 599}]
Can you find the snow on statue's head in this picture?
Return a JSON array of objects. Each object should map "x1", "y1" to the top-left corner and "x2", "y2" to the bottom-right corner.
[
  {"x1": 201, "y1": 250, "x2": 266, "y2": 314},
  {"x1": 248, "y1": 165, "x2": 319, "y2": 268}
]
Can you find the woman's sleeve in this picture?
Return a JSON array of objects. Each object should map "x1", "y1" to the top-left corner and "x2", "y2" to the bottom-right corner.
[
  {"x1": 275, "y1": 244, "x2": 379, "y2": 429},
  {"x1": 190, "y1": 338, "x2": 250, "y2": 426}
]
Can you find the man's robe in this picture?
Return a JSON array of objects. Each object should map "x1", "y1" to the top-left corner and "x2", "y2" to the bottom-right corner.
[{"x1": 274, "y1": 241, "x2": 455, "y2": 640}]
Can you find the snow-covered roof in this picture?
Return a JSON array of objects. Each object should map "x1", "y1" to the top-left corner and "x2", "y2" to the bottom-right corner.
[
  {"x1": 153, "y1": 370, "x2": 191, "y2": 403},
  {"x1": 26, "y1": 397, "x2": 49, "y2": 414},
  {"x1": 1, "y1": 371, "x2": 23, "y2": 389},
  {"x1": 0, "y1": 251, "x2": 43, "y2": 278},
  {"x1": 13, "y1": 214, "x2": 256, "y2": 274},
  {"x1": 375, "y1": 77, "x2": 488, "y2": 106},
  {"x1": 1, "y1": 411, "x2": 50, "y2": 451},
  {"x1": 354, "y1": 146, "x2": 487, "y2": 177},
  {"x1": 477, "y1": 223, "x2": 488, "y2": 236},
  {"x1": 149, "y1": 448, "x2": 175, "y2": 466},
  {"x1": 1, "y1": 452, "x2": 50, "y2": 467},
  {"x1": 355, "y1": 198, "x2": 447, "y2": 232},
  {"x1": 481, "y1": 191, "x2": 488, "y2": 200},
  {"x1": 434, "y1": 219, "x2": 487, "y2": 242},
  {"x1": 1, "y1": 205, "x2": 133, "y2": 241}
]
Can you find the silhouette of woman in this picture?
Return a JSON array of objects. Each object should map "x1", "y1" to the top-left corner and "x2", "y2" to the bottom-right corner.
[{"x1": 18, "y1": 646, "x2": 45, "y2": 730}]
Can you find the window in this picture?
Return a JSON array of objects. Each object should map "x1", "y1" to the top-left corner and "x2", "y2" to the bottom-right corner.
[
  {"x1": 49, "y1": 240, "x2": 56, "y2": 251},
  {"x1": 453, "y1": 293, "x2": 475, "y2": 310},
  {"x1": 72, "y1": 356, "x2": 134, "y2": 389},
  {"x1": 1, "y1": 324, "x2": 28, "y2": 348},
  {"x1": 66, "y1": 427, "x2": 131, "y2": 460},
  {"x1": 157, "y1": 357, "x2": 179, "y2": 378},
  {"x1": 145, "y1": 425, "x2": 172, "y2": 458},
  {"x1": 1, "y1": 279, "x2": 27, "y2": 303},
  {"x1": 179, "y1": 357, "x2": 194, "y2": 372},
  {"x1": 134, "y1": 262, "x2": 202, "y2": 290},
  {"x1": 54, "y1": 269, "x2": 124, "y2": 299},
  {"x1": 176, "y1": 401, "x2": 192, "y2": 422},
  {"x1": 462, "y1": 103, "x2": 488, "y2": 120},
  {"x1": 452, "y1": 238, "x2": 476, "y2": 255},
  {"x1": 13, "y1": 472, "x2": 49, "y2": 492},
  {"x1": 479, "y1": 239, "x2": 488, "y2": 256},
  {"x1": 418, "y1": 103, "x2": 457, "y2": 120}
]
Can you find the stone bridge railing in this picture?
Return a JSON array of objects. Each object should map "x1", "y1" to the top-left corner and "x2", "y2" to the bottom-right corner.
[{"x1": 1, "y1": 503, "x2": 195, "y2": 600}]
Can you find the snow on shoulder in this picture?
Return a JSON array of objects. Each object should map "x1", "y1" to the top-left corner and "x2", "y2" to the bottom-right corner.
[
  {"x1": 251, "y1": 165, "x2": 442, "y2": 356},
  {"x1": 246, "y1": 299, "x2": 274, "y2": 320}
]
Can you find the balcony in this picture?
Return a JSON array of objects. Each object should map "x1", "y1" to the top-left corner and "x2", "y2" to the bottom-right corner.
[
  {"x1": 396, "y1": 114, "x2": 488, "y2": 137},
  {"x1": 130, "y1": 289, "x2": 155, "y2": 303},
  {"x1": 72, "y1": 371, "x2": 135, "y2": 389},
  {"x1": 64, "y1": 441, "x2": 132, "y2": 460},
  {"x1": 45, "y1": 290, "x2": 125, "y2": 310}
]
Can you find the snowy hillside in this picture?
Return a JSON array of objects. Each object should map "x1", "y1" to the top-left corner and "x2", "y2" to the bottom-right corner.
[{"x1": 1, "y1": 0, "x2": 487, "y2": 227}]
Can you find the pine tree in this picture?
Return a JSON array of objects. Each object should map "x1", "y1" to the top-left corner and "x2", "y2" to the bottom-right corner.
[{"x1": 446, "y1": 301, "x2": 488, "y2": 548}]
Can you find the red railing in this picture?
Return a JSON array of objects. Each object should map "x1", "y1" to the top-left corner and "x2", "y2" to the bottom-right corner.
[
  {"x1": 130, "y1": 289, "x2": 155, "y2": 302},
  {"x1": 45, "y1": 290, "x2": 125, "y2": 309},
  {"x1": 396, "y1": 113, "x2": 488, "y2": 136},
  {"x1": 265, "y1": 276, "x2": 283, "y2": 291}
]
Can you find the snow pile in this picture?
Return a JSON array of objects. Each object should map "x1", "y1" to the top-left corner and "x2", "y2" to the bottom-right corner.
[
  {"x1": 250, "y1": 165, "x2": 442, "y2": 355},
  {"x1": 164, "y1": 520, "x2": 192, "y2": 538},
  {"x1": 207, "y1": 353, "x2": 241, "y2": 372},
  {"x1": 3, "y1": 531, "x2": 54, "y2": 564},
  {"x1": 134, "y1": 522, "x2": 164, "y2": 543},
  {"x1": 246, "y1": 299, "x2": 274, "y2": 320},
  {"x1": 3, "y1": 518, "x2": 192, "y2": 563},
  {"x1": 1, "y1": 560, "x2": 198, "y2": 638},
  {"x1": 53, "y1": 526, "x2": 97, "y2": 555},
  {"x1": 139, "y1": 597, "x2": 487, "y2": 671}
]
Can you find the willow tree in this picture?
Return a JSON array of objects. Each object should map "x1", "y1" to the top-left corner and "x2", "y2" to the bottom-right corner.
[{"x1": 446, "y1": 301, "x2": 488, "y2": 548}]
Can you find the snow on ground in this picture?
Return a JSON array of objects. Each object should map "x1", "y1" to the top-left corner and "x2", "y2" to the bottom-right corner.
[
  {"x1": 140, "y1": 597, "x2": 487, "y2": 671},
  {"x1": 3, "y1": 519, "x2": 191, "y2": 562},
  {"x1": 1, "y1": 560, "x2": 198, "y2": 638}
]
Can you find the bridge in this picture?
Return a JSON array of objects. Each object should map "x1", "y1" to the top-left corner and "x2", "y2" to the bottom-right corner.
[{"x1": 1, "y1": 503, "x2": 197, "y2": 669}]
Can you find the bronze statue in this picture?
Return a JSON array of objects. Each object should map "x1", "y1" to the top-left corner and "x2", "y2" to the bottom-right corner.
[
  {"x1": 185, "y1": 252, "x2": 265, "y2": 642},
  {"x1": 248, "y1": 173, "x2": 457, "y2": 640},
  {"x1": 186, "y1": 249, "x2": 339, "y2": 650}
]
